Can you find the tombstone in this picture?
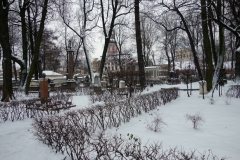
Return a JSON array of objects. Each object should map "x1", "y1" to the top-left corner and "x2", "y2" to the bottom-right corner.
[
  {"x1": 94, "y1": 75, "x2": 101, "y2": 87},
  {"x1": 199, "y1": 81, "x2": 207, "y2": 94},
  {"x1": 85, "y1": 75, "x2": 89, "y2": 83},
  {"x1": 74, "y1": 75, "x2": 78, "y2": 82},
  {"x1": 66, "y1": 73, "x2": 69, "y2": 80},
  {"x1": 101, "y1": 81, "x2": 107, "y2": 88},
  {"x1": 93, "y1": 75, "x2": 101, "y2": 93},
  {"x1": 65, "y1": 40, "x2": 76, "y2": 91},
  {"x1": 150, "y1": 83, "x2": 153, "y2": 87},
  {"x1": 39, "y1": 73, "x2": 48, "y2": 101},
  {"x1": 119, "y1": 80, "x2": 125, "y2": 88},
  {"x1": 67, "y1": 51, "x2": 74, "y2": 79},
  {"x1": 169, "y1": 71, "x2": 175, "y2": 78}
]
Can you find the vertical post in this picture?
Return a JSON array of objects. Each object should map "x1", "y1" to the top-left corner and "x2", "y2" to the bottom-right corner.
[
  {"x1": 65, "y1": 40, "x2": 76, "y2": 91},
  {"x1": 68, "y1": 50, "x2": 74, "y2": 79},
  {"x1": 39, "y1": 73, "x2": 48, "y2": 102}
]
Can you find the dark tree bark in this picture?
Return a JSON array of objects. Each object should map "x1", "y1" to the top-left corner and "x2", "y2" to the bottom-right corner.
[
  {"x1": 216, "y1": 0, "x2": 225, "y2": 71},
  {"x1": 27, "y1": 5, "x2": 38, "y2": 79},
  {"x1": 162, "y1": 32, "x2": 171, "y2": 72},
  {"x1": 207, "y1": 0, "x2": 217, "y2": 65},
  {"x1": 19, "y1": 0, "x2": 29, "y2": 86},
  {"x1": 228, "y1": 0, "x2": 240, "y2": 80},
  {"x1": 25, "y1": 0, "x2": 49, "y2": 94},
  {"x1": 99, "y1": 0, "x2": 118, "y2": 78},
  {"x1": 98, "y1": 0, "x2": 133, "y2": 79},
  {"x1": 175, "y1": 8, "x2": 204, "y2": 81},
  {"x1": 201, "y1": 0, "x2": 213, "y2": 91},
  {"x1": 236, "y1": 40, "x2": 240, "y2": 80},
  {"x1": 210, "y1": 0, "x2": 240, "y2": 81},
  {"x1": 134, "y1": 0, "x2": 146, "y2": 88},
  {"x1": 0, "y1": 0, "x2": 14, "y2": 102}
]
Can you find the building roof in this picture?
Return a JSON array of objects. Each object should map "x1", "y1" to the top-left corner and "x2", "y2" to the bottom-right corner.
[{"x1": 43, "y1": 70, "x2": 62, "y2": 76}]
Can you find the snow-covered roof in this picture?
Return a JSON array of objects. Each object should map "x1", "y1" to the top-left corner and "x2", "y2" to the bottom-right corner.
[
  {"x1": 223, "y1": 61, "x2": 235, "y2": 69},
  {"x1": 42, "y1": 70, "x2": 62, "y2": 76},
  {"x1": 145, "y1": 66, "x2": 158, "y2": 69}
]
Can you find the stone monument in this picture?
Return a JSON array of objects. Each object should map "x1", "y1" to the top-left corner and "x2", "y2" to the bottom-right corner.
[
  {"x1": 66, "y1": 39, "x2": 76, "y2": 91},
  {"x1": 39, "y1": 73, "x2": 48, "y2": 102},
  {"x1": 93, "y1": 73, "x2": 102, "y2": 93}
]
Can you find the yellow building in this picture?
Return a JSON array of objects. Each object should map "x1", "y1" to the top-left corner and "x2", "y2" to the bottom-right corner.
[{"x1": 175, "y1": 48, "x2": 193, "y2": 68}]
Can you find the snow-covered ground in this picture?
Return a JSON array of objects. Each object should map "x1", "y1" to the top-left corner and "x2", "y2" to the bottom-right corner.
[{"x1": 0, "y1": 81, "x2": 240, "y2": 160}]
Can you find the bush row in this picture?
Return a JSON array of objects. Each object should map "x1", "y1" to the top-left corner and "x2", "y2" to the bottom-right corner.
[
  {"x1": 0, "y1": 93, "x2": 73, "y2": 122},
  {"x1": 32, "y1": 88, "x2": 217, "y2": 160}
]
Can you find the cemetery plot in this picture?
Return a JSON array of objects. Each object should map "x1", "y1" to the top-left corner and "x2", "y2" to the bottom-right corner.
[{"x1": 26, "y1": 94, "x2": 76, "y2": 112}]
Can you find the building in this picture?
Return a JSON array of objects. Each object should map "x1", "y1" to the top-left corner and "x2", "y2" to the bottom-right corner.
[
  {"x1": 103, "y1": 32, "x2": 138, "y2": 74},
  {"x1": 175, "y1": 48, "x2": 193, "y2": 69}
]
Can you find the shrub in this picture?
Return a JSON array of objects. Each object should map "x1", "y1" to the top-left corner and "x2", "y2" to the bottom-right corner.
[
  {"x1": 225, "y1": 96, "x2": 231, "y2": 105},
  {"x1": 226, "y1": 85, "x2": 240, "y2": 98},
  {"x1": 209, "y1": 97, "x2": 215, "y2": 105},
  {"x1": 186, "y1": 113, "x2": 204, "y2": 129},
  {"x1": 147, "y1": 113, "x2": 166, "y2": 132}
]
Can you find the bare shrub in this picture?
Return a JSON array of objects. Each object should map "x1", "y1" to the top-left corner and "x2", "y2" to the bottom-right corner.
[
  {"x1": 226, "y1": 85, "x2": 240, "y2": 98},
  {"x1": 186, "y1": 113, "x2": 204, "y2": 129},
  {"x1": 225, "y1": 96, "x2": 231, "y2": 105},
  {"x1": 209, "y1": 97, "x2": 215, "y2": 105},
  {"x1": 147, "y1": 113, "x2": 166, "y2": 132}
]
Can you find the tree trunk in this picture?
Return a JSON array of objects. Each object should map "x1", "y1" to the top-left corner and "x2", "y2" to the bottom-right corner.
[
  {"x1": 235, "y1": 40, "x2": 240, "y2": 81},
  {"x1": 99, "y1": 0, "x2": 117, "y2": 79},
  {"x1": 135, "y1": 0, "x2": 146, "y2": 88},
  {"x1": 81, "y1": 35, "x2": 94, "y2": 83},
  {"x1": 201, "y1": 0, "x2": 213, "y2": 91},
  {"x1": 25, "y1": 0, "x2": 49, "y2": 94},
  {"x1": 20, "y1": 1, "x2": 28, "y2": 86},
  {"x1": 212, "y1": 0, "x2": 225, "y2": 94},
  {"x1": 176, "y1": 9, "x2": 203, "y2": 81},
  {"x1": 0, "y1": 0, "x2": 14, "y2": 101}
]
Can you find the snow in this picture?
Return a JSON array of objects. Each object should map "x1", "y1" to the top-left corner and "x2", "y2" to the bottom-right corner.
[
  {"x1": 1, "y1": 82, "x2": 240, "y2": 159},
  {"x1": 42, "y1": 70, "x2": 62, "y2": 76},
  {"x1": 237, "y1": 47, "x2": 240, "y2": 53},
  {"x1": 145, "y1": 66, "x2": 158, "y2": 69},
  {"x1": 223, "y1": 61, "x2": 236, "y2": 69}
]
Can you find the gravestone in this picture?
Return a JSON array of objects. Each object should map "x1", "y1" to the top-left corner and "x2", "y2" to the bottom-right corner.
[
  {"x1": 39, "y1": 74, "x2": 48, "y2": 102},
  {"x1": 199, "y1": 81, "x2": 207, "y2": 94},
  {"x1": 94, "y1": 75, "x2": 101, "y2": 87},
  {"x1": 119, "y1": 80, "x2": 125, "y2": 88},
  {"x1": 65, "y1": 40, "x2": 76, "y2": 91}
]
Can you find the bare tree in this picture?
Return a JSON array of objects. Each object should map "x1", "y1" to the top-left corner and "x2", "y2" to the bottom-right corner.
[
  {"x1": 25, "y1": 0, "x2": 49, "y2": 94},
  {"x1": 140, "y1": 15, "x2": 157, "y2": 67},
  {"x1": 0, "y1": 0, "x2": 15, "y2": 101},
  {"x1": 157, "y1": 13, "x2": 179, "y2": 73},
  {"x1": 135, "y1": 0, "x2": 146, "y2": 88},
  {"x1": 148, "y1": 0, "x2": 204, "y2": 82},
  {"x1": 56, "y1": 0, "x2": 98, "y2": 83},
  {"x1": 39, "y1": 29, "x2": 62, "y2": 72},
  {"x1": 18, "y1": 0, "x2": 29, "y2": 86},
  {"x1": 201, "y1": 0, "x2": 213, "y2": 91},
  {"x1": 114, "y1": 18, "x2": 133, "y2": 78},
  {"x1": 98, "y1": 0, "x2": 134, "y2": 79},
  {"x1": 209, "y1": 0, "x2": 240, "y2": 81}
]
